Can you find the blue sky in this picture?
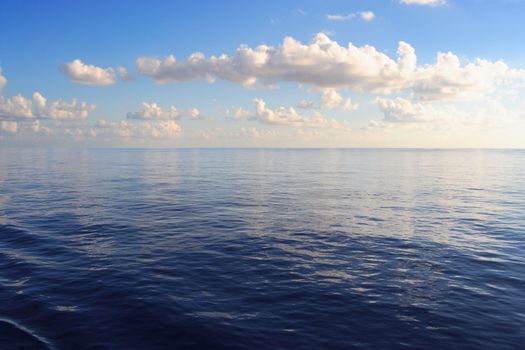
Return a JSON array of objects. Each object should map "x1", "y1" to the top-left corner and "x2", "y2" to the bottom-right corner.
[{"x1": 1, "y1": 0, "x2": 525, "y2": 147}]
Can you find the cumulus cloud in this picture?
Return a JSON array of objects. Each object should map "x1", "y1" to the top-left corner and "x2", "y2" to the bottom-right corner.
[
  {"x1": 411, "y1": 53, "x2": 520, "y2": 101},
  {"x1": 251, "y1": 99, "x2": 349, "y2": 130},
  {"x1": 116, "y1": 67, "x2": 134, "y2": 81},
  {"x1": 327, "y1": 11, "x2": 375, "y2": 22},
  {"x1": 0, "y1": 67, "x2": 6, "y2": 89},
  {"x1": 225, "y1": 106, "x2": 251, "y2": 120},
  {"x1": 373, "y1": 97, "x2": 523, "y2": 128},
  {"x1": 296, "y1": 90, "x2": 358, "y2": 111},
  {"x1": 0, "y1": 95, "x2": 34, "y2": 120},
  {"x1": 32, "y1": 92, "x2": 95, "y2": 120},
  {"x1": 126, "y1": 102, "x2": 201, "y2": 120},
  {"x1": 137, "y1": 33, "x2": 411, "y2": 91},
  {"x1": 136, "y1": 33, "x2": 525, "y2": 101},
  {"x1": 93, "y1": 119, "x2": 181, "y2": 139},
  {"x1": 296, "y1": 100, "x2": 317, "y2": 109},
  {"x1": 0, "y1": 92, "x2": 95, "y2": 121},
  {"x1": 188, "y1": 107, "x2": 202, "y2": 120},
  {"x1": 127, "y1": 102, "x2": 180, "y2": 120},
  {"x1": 62, "y1": 59, "x2": 117, "y2": 85},
  {"x1": 1, "y1": 121, "x2": 18, "y2": 133},
  {"x1": 400, "y1": 0, "x2": 446, "y2": 5},
  {"x1": 375, "y1": 97, "x2": 441, "y2": 123},
  {"x1": 320, "y1": 89, "x2": 359, "y2": 110}
]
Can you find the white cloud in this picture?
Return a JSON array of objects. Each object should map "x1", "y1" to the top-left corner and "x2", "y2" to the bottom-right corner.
[
  {"x1": 225, "y1": 106, "x2": 251, "y2": 120},
  {"x1": 198, "y1": 127, "x2": 282, "y2": 140},
  {"x1": 320, "y1": 89, "x2": 359, "y2": 110},
  {"x1": 28, "y1": 120, "x2": 52, "y2": 134},
  {"x1": 62, "y1": 59, "x2": 117, "y2": 85},
  {"x1": 136, "y1": 33, "x2": 413, "y2": 90},
  {"x1": 0, "y1": 67, "x2": 7, "y2": 89},
  {"x1": 296, "y1": 90, "x2": 358, "y2": 111},
  {"x1": 239, "y1": 127, "x2": 280, "y2": 139},
  {"x1": 327, "y1": 11, "x2": 375, "y2": 22},
  {"x1": 0, "y1": 95, "x2": 34, "y2": 120},
  {"x1": 116, "y1": 67, "x2": 134, "y2": 81},
  {"x1": 32, "y1": 92, "x2": 95, "y2": 120},
  {"x1": 296, "y1": 100, "x2": 317, "y2": 109},
  {"x1": 93, "y1": 119, "x2": 181, "y2": 139},
  {"x1": 411, "y1": 53, "x2": 519, "y2": 101},
  {"x1": 375, "y1": 97, "x2": 441, "y2": 123},
  {"x1": 127, "y1": 102, "x2": 180, "y2": 120},
  {"x1": 0, "y1": 92, "x2": 95, "y2": 121},
  {"x1": 360, "y1": 11, "x2": 376, "y2": 21},
  {"x1": 136, "y1": 33, "x2": 525, "y2": 101},
  {"x1": 126, "y1": 102, "x2": 201, "y2": 120},
  {"x1": 400, "y1": 0, "x2": 446, "y2": 6},
  {"x1": 374, "y1": 97, "x2": 523, "y2": 127},
  {"x1": 1, "y1": 121, "x2": 18, "y2": 133},
  {"x1": 188, "y1": 107, "x2": 202, "y2": 120},
  {"x1": 251, "y1": 98, "x2": 349, "y2": 130}
]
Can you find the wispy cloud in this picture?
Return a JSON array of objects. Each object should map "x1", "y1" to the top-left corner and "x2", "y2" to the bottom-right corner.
[
  {"x1": 399, "y1": 0, "x2": 446, "y2": 6},
  {"x1": 327, "y1": 11, "x2": 375, "y2": 22},
  {"x1": 251, "y1": 99, "x2": 349, "y2": 130},
  {"x1": 297, "y1": 89, "x2": 358, "y2": 111},
  {"x1": 0, "y1": 67, "x2": 7, "y2": 89}
]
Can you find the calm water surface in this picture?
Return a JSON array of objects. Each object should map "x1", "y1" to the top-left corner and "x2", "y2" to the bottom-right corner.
[{"x1": 0, "y1": 149, "x2": 524, "y2": 349}]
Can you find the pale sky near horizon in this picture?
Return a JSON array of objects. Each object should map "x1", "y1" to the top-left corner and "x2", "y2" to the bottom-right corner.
[{"x1": 1, "y1": 0, "x2": 525, "y2": 148}]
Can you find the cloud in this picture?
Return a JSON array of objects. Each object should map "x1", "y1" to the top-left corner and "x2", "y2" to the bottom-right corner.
[
  {"x1": 1, "y1": 121, "x2": 18, "y2": 133},
  {"x1": 296, "y1": 100, "x2": 317, "y2": 109},
  {"x1": 411, "y1": 53, "x2": 520, "y2": 101},
  {"x1": 126, "y1": 102, "x2": 201, "y2": 120},
  {"x1": 375, "y1": 97, "x2": 441, "y2": 123},
  {"x1": 0, "y1": 67, "x2": 6, "y2": 89},
  {"x1": 297, "y1": 90, "x2": 358, "y2": 111},
  {"x1": 32, "y1": 92, "x2": 95, "y2": 120},
  {"x1": 188, "y1": 107, "x2": 202, "y2": 120},
  {"x1": 116, "y1": 67, "x2": 134, "y2": 81},
  {"x1": 320, "y1": 89, "x2": 359, "y2": 110},
  {"x1": 327, "y1": 11, "x2": 375, "y2": 22},
  {"x1": 93, "y1": 119, "x2": 181, "y2": 139},
  {"x1": 136, "y1": 33, "x2": 525, "y2": 101},
  {"x1": 0, "y1": 92, "x2": 95, "y2": 121},
  {"x1": 62, "y1": 59, "x2": 117, "y2": 85},
  {"x1": 127, "y1": 102, "x2": 180, "y2": 120},
  {"x1": 400, "y1": 0, "x2": 446, "y2": 6},
  {"x1": 0, "y1": 95, "x2": 34, "y2": 120},
  {"x1": 251, "y1": 98, "x2": 349, "y2": 130},
  {"x1": 373, "y1": 97, "x2": 523, "y2": 127},
  {"x1": 225, "y1": 106, "x2": 251, "y2": 120},
  {"x1": 136, "y1": 33, "x2": 414, "y2": 90}
]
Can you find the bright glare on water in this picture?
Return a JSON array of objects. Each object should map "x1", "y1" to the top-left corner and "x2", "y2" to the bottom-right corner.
[{"x1": 0, "y1": 149, "x2": 524, "y2": 349}]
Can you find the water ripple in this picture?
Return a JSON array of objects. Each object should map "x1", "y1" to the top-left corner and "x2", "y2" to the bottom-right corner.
[{"x1": 0, "y1": 149, "x2": 524, "y2": 349}]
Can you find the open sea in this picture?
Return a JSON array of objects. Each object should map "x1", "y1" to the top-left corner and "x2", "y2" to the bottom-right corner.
[{"x1": 0, "y1": 148, "x2": 524, "y2": 350}]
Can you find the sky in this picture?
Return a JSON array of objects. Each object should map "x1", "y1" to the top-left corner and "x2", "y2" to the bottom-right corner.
[{"x1": 1, "y1": 0, "x2": 525, "y2": 148}]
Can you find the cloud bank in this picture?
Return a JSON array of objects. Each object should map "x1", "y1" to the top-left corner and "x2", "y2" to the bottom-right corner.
[
  {"x1": 93, "y1": 119, "x2": 181, "y2": 139},
  {"x1": 0, "y1": 92, "x2": 95, "y2": 121},
  {"x1": 126, "y1": 102, "x2": 201, "y2": 120}
]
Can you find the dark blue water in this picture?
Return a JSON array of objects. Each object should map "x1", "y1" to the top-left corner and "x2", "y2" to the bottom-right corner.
[{"x1": 1, "y1": 149, "x2": 524, "y2": 350}]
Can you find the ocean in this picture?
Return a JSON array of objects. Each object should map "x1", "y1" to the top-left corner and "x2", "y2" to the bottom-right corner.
[{"x1": 0, "y1": 148, "x2": 524, "y2": 349}]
